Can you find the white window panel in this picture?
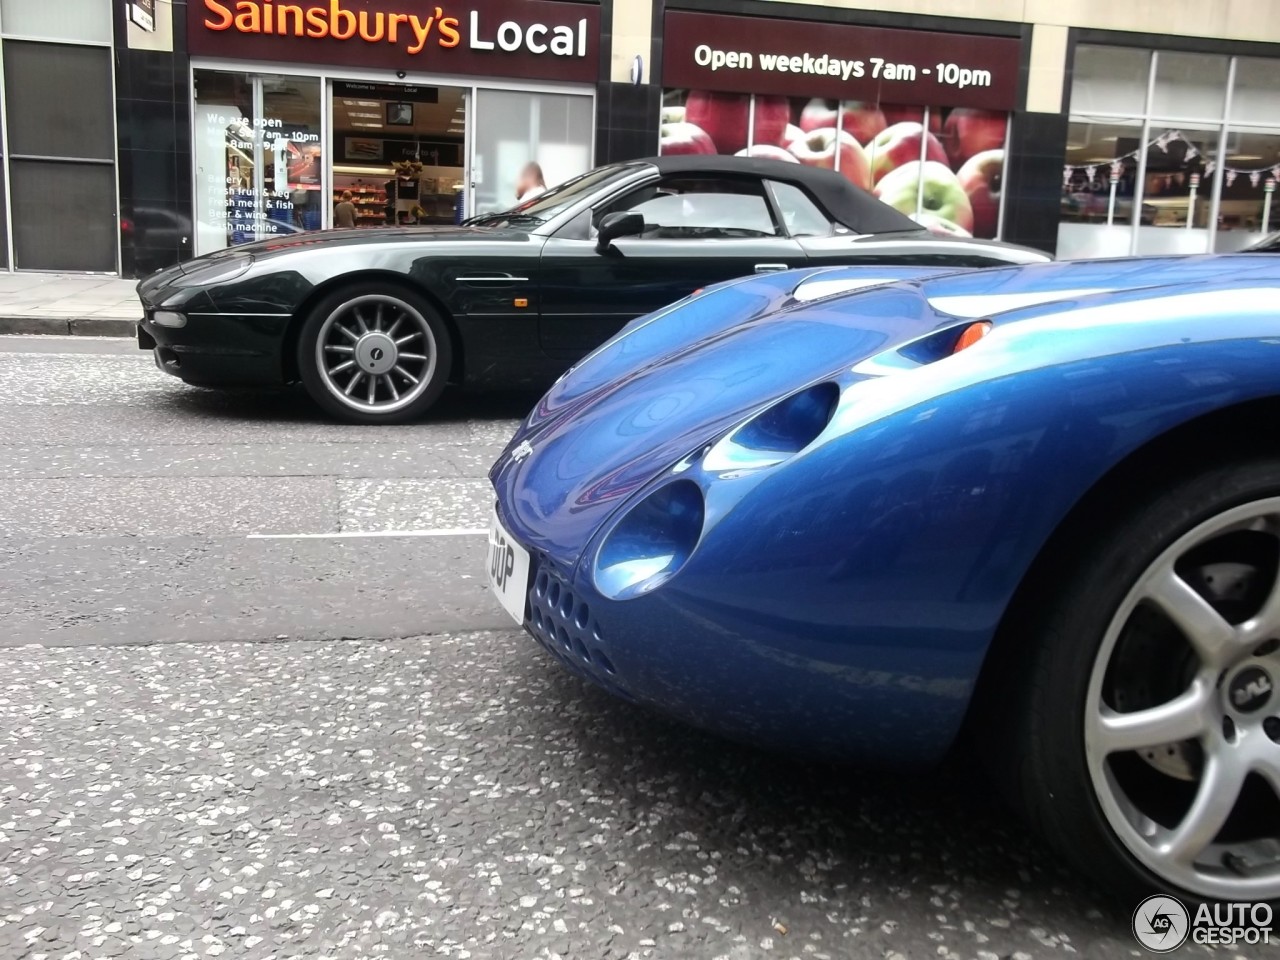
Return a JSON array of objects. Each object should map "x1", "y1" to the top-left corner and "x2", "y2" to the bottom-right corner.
[
  {"x1": 1, "y1": 0, "x2": 112, "y2": 44},
  {"x1": 1151, "y1": 51, "x2": 1230, "y2": 121},
  {"x1": 1069, "y1": 46, "x2": 1150, "y2": 117}
]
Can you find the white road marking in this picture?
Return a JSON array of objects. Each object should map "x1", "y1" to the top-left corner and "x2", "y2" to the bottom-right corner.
[{"x1": 247, "y1": 528, "x2": 487, "y2": 540}]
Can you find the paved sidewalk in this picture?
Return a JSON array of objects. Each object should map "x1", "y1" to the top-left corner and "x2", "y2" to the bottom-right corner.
[{"x1": 0, "y1": 272, "x2": 140, "y2": 337}]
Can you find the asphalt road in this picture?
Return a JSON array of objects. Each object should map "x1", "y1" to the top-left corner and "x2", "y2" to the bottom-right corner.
[{"x1": 0, "y1": 336, "x2": 1250, "y2": 959}]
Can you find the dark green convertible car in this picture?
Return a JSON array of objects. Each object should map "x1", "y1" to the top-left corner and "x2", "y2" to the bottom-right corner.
[{"x1": 136, "y1": 155, "x2": 1048, "y2": 424}]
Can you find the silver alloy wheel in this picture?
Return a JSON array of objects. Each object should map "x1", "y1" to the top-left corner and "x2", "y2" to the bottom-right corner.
[
  {"x1": 1086, "y1": 498, "x2": 1280, "y2": 901},
  {"x1": 314, "y1": 293, "x2": 437, "y2": 415}
]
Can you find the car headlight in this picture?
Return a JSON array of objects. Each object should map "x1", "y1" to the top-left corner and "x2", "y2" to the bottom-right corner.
[
  {"x1": 171, "y1": 256, "x2": 253, "y2": 287},
  {"x1": 593, "y1": 479, "x2": 705, "y2": 600}
]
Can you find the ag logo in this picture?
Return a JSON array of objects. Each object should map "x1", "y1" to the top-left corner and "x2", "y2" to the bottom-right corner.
[
  {"x1": 370, "y1": 347, "x2": 385, "y2": 362},
  {"x1": 510, "y1": 439, "x2": 534, "y2": 463},
  {"x1": 1133, "y1": 895, "x2": 1190, "y2": 953}
]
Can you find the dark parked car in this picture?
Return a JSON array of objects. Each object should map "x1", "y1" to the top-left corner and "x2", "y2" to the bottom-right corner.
[{"x1": 136, "y1": 156, "x2": 1050, "y2": 424}]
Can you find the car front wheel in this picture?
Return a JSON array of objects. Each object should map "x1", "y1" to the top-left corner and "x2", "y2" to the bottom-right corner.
[
  {"x1": 297, "y1": 283, "x2": 451, "y2": 424},
  {"x1": 999, "y1": 459, "x2": 1280, "y2": 909}
]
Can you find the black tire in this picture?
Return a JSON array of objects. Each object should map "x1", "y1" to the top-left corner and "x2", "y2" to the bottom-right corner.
[
  {"x1": 983, "y1": 458, "x2": 1280, "y2": 910},
  {"x1": 296, "y1": 281, "x2": 452, "y2": 425}
]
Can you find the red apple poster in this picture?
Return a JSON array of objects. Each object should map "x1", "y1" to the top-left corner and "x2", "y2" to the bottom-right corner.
[
  {"x1": 660, "y1": 90, "x2": 1008, "y2": 240},
  {"x1": 657, "y1": 11, "x2": 1017, "y2": 240}
]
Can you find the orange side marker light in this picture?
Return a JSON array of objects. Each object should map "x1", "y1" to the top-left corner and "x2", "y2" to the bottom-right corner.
[{"x1": 953, "y1": 320, "x2": 992, "y2": 354}]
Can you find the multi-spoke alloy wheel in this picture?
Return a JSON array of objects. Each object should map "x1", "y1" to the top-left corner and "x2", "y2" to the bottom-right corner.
[
  {"x1": 297, "y1": 285, "x2": 450, "y2": 424},
  {"x1": 1087, "y1": 500, "x2": 1280, "y2": 902},
  {"x1": 983, "y1": 460, "x2": 1280, "y2": 907},
  {"x1": 316, "y1": 294, "x2": 437, "y2": 414}
]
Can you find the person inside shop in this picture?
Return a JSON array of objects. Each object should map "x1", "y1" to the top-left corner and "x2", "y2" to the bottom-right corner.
[
  {"x1": 516, "y1": 162, "x2": 546, "y2": 203},
  {"x1": 384, "y1": 178, "x2": 398, "y2": 224},
  {"x1": 334, "y1": 191, "x2": 357, "y2": 230}
]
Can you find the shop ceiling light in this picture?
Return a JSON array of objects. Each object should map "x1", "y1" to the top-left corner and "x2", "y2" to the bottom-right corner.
[{"x1": 349, "y1": 111, "x2": 381, "y2": 119}]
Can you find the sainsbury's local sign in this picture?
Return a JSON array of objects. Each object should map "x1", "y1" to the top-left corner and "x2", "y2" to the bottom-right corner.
[{"x1": 189, "y1": 0, "x2": 600, "y2": 83}]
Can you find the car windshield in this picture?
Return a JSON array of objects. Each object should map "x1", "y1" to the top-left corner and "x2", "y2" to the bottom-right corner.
[{"x1": 466, "y1": 165, "x2": 637, "y2": 228}]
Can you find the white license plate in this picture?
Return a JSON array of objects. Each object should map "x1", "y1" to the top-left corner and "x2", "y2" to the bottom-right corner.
[{"x1": 487, "y1": 505, "x2": 531, "y2": 625}]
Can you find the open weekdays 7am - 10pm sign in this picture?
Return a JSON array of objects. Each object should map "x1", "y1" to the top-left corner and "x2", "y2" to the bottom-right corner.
[
  {"x1": 662, "y1": 11, "x2": 1021, "y2": 111},
  {"x1": 189, "y1": 0, "x2": 600, "y2": 85}
]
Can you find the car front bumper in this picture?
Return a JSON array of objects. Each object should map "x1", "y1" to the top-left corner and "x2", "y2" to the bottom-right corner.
[
  {"x1": 493, "y1": 496, "x2": 968, "y2": 768},
  {"x1": 138, "y1": 311, "x2": 292, "y2": 388}
]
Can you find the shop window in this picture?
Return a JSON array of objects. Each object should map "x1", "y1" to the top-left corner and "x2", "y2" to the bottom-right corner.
[
  {"x1": 471, "y1": 90, "x2": 593, "y2": 216},
  {"x1": 1134, "y1": 125, "x2": 1220, "y2": 255},
  {"x1": 264, "y1": 76, "x2": 323, "y2": 235},
  {"x1": 3, "y1": 39, "x2": 115, "y2": 270},
  {"x1": 1213, "y1": 126, "x2": 1280, "y2": 252},
  {"x1": 4, "y1": 41, "x2": 113, "y2": 160},
  {"x1": 1151, "y1": 52, "x2": 1229, "y2": 122},
  {"x1": 1230, "y1": 58, "x2": 1280, "y2": 127},
  {"x1": 1059, "y1": 45, "x2": 1280, "y2": 260},
  {"x1": 659, "y1": 89, "x2": 1009, "y2": 241},
  {"x1": 601, "y1": 177, "x2": 780, "y2": 239},
  {"x1": 11, "y1": 160, "x2": 116, "y2": 271},
  {"x1": 1069, "y1": 46, "x2": 1151, "y2": 118},
  {"x1": 0, "y1": 112, "x2": 8, "y2": 269},
  {"x1": 193, "y1": 70, "x2": 322, "y2": 254},
  {"x1": 1058, "y1": 119, "x2": 1145, "y2": 259},
  {"x1": 0, "y1": 0, "x2": 112, "y2": 44}
]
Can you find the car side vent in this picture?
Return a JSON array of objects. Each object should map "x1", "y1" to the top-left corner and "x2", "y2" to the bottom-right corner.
[{"x1": 703, "y1": 382, "x2": 840, "y2": 472}]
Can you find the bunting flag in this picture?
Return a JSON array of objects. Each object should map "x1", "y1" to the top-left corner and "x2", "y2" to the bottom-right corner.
[{"x1": 1064, "y1": 128, "x2": 1280, "y2": 188}]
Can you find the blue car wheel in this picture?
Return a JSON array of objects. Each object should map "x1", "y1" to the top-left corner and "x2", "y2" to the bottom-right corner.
[{"x1": 991, "y1": 458, "x2": 1280, "y2": 908}]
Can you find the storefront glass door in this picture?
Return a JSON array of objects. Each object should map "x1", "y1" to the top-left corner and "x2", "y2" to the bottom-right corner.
[
  {"x1": 193, "y1": 69, "x2": 323, "y2": 255},
  {"x1": 470, "y1": 89, "x2": 593, "y2": 216},
  {"x1": 329, "y1": 80, "x2": 468, "y2": 229}
]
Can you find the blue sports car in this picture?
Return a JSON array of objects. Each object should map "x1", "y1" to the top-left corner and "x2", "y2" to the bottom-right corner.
[{"x1": 487, "y1": 253, "x2": 1280, "y2": 908}]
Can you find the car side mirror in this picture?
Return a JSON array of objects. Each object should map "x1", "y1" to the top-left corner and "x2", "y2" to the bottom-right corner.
[{"x1": 597, "y1": 211, "x2": 644, "y2": 250}]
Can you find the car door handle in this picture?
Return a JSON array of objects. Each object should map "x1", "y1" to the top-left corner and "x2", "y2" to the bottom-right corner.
[{"x1": 754, "y1": 263, "x2": 789, "y2": 273}]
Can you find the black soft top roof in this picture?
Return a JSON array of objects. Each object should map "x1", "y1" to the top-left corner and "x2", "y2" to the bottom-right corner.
[{"x1": 635, "y1": 155, "x2": 921, "y2": 235}]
